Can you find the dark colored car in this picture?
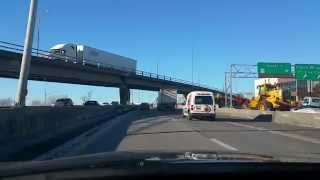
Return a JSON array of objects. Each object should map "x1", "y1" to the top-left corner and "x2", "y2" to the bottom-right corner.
[
  {"x1": 111, "y1": 101, "x2": 119, "y2": 106},
  {"x1": 83, "y1": 100, "x2": 100, "y2": 106},
  {"x1": 139, "y1": 103, "x2": 150, "y2": 110},
  {"x1": 54, "y1": 98, "x2": 73, "y2": 107},
  {"x1": 102, "y1": 102, "x2": 110, "y2": 106}
]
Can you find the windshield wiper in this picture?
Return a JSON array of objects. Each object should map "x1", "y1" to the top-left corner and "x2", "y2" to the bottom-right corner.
[{"x1": 144, "y1": 152, "x2": 278, "y2": 163}]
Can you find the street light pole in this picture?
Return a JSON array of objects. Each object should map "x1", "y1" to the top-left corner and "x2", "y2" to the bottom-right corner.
[
  {"x1": 36, "y1": 15, "x2": 40, "y2": 56},
  {"x1": 230, "y1": 65, "x2": 233, "y2": 108},
  {"x1": 191, "y1": 48, "x2": 194, "y2": 85},
  {"x1": 295, "y1": 79, "x2": 299, "y2": 102},
  {"x1": 156, "y1": 63, "x2": 159, "y2": 75},
  {"x1": 224, "y1": 72, "x2": 228, "y2": 107},
  {"x1": 15, "y1": 0, "x2": 38, "y2": 106}
]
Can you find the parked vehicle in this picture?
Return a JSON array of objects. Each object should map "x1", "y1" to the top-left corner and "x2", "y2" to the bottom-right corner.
[
  {"x1": 83, "y1": 100, "x2": 100, "y2": 106},
  {"x1": 49, "y1": 44, "x2": 137, "y2": 72},
  {"x1": 111, "y1": 101, "x2": 119, "y2": 106},
  {"x1": 139, "y1": 103, "x2": 150, "y2": 110},
  {"x1": 54, "y1": 98, "x2": 73, "y2": 107},
  {"x1": 302, "y1": 97, "x2": 320, "y2": 108},
  {"x1": 183, "y1": 91, "x2": 216, "y2": 120},
  {"x1": 102, "y1": 102, "x2": 110, "y2": 106}
]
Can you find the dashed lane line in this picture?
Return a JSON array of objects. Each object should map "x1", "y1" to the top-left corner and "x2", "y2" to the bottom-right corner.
[
  {"x1": 226, "y1": 122, "x2": 320, "y2": 145},
  {"x1": 209, "y1": 138, "x2": 238, "y2": 151}
]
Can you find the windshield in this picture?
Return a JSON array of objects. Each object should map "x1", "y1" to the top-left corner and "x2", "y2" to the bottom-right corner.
[
  {"x1": 312, "y1": 98, "x2": 320, "y2": 103},
  {"x1": 194, "y1": 96, "x2": 213, "y2": 105},
  {"x1": 1, "y1": 0, "x2": 320, "y2": 176},
  {"x1": 51, "y1": 49, "x2": 61, "y2": 54}
]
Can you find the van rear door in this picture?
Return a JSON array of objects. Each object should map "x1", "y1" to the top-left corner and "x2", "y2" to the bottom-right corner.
[{"x1": 194, "y1": 95, "x2": 214, "y2": 113}]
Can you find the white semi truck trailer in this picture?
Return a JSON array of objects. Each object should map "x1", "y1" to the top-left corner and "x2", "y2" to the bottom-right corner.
[
  {"x1": 49, "y1": 43, "x2": 137, "y2": 72},
  {"x1": 157, "y1": 89, "x2": 177, "y2": 111}
]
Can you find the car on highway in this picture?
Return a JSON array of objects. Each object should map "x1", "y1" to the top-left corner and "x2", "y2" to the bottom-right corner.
[
  {"x1": 183, "y1": 91, "x2": 216, "y2": 120},
  {"x1": 302, "y1": 97, "x2": 320, "y2": 108},
  {"x1": 54, "y1": 98, "x2": 74, "y2": 107},
  {"x1": 83, "y1": 100, "x2": 100, "y2": 106},
  {"x1": 111, "y1": 101, "x2": 120, "y2": 106},
  {"x1": 139, "y1": 103, "x2": 150, "y2": 110}
]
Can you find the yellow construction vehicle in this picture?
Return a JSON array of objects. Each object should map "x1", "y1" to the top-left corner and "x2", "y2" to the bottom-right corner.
[{"x1": 249, "y1": 83, "x2": 291, "y2": 111}]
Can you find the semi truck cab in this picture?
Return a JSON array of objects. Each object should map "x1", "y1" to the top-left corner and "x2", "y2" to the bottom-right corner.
[{"x1": 49, "y1": 43, "x2": 78, "y2": 62}]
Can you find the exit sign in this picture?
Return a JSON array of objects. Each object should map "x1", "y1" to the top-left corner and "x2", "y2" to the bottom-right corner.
[
  {"x1": 295, "y1": 64, "x2": 320, "y2": 80},
  {"x1": 257, "y1": 63, "x2": 292, "y2": 78}
]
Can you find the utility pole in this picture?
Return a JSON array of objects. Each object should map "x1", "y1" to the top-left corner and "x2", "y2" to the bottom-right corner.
[
  {"x1": 156, "y1": 63, "x2": 159, "y2": 75},
  {"x1": 191, "y1": 46, "x2": 194, "y2": 85},
  {"x1": 15, "y1": 0, "x2": 38, "y2": 106},
  {"x1": 229, "y1": 65, "x2": 233, "y2": 108},
  {"x1": 224, "y1": 72, "x2": 228, "y2": 107},
  {"x1": 36, "y1": 15, "x2": 40, "y2": 56},
  {"x1": 295, "y1": 79, "x2": 299, "y2": 102}
]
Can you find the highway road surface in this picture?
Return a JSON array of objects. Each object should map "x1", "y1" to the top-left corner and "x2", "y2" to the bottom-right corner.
[{"x1": 36, "y1": 110, "x2": 320, "y2": 160}]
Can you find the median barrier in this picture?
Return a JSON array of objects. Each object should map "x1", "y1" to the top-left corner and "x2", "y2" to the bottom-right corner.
[
  {"x1": 0, "y1": 105, "x2": 134, "y2": 161},
  {"x1": 217, "y1": 108, "x2": 320, "y2": 128},
  {"x1": 273, "y1": 111, "x2": 320, "y2": 128},
  {"x1": 216, "y1": 108, "x2": 272, "y2": 120}
]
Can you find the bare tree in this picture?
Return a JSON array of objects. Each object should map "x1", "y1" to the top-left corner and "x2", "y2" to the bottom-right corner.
[
  {"x1": 81, "y1": 91, "x2": 93, "y2": 103},
  {"x1": 0, "y1": 98, "x2": 14, "y2": 107}
]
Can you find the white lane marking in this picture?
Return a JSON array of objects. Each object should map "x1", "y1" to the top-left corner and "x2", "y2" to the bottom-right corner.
[
  {"x1": 210, "y1": 138, "x2": 238, "y2": 151},
  {"x1": 226, "y1": 122, "x2": 265, "y2": 131},
  {"x1": 226, "y1": 122, "x2": 320, "y2": 145},
  {"x1": 171, "y1": 118, "x2": 178, "y2": 122}
]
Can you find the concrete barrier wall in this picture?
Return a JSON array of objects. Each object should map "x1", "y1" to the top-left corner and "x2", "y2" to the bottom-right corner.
[
  {"x1": 273, "y1": 111, "x2": 320, "y2": 128},
  {"x1": 217, "y1": 108, "x2": 271, "y2": 120},
  {"x1": 217, "y1": 108, "x2": 320, "y2": 128},
  {"x1": 0, "y1": 105, "x2": 134, "y2": 161}
]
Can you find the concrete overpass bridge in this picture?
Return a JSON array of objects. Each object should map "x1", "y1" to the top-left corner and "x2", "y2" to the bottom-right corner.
[{"x1": 0, "y1": 41, "x2": 224, "y2": 105}]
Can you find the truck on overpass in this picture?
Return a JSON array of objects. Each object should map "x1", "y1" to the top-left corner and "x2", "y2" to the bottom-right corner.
[{"x1": 49, "y1": 43, "x2": 137, "y2": 72}]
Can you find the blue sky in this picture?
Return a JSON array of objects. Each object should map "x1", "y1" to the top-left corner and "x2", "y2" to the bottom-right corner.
[{"x1": 1, "y1": 0, "x2": 320, "y2": 104}]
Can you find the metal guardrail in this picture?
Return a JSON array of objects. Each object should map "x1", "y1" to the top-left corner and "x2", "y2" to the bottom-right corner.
[{"x1": 0, "y1": 40, "x2": 222, "y2": 91}]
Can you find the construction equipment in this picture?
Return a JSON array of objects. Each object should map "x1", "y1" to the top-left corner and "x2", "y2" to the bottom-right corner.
[{"x1": 249, "y1": 83, "x2": 290, "y2": 111}]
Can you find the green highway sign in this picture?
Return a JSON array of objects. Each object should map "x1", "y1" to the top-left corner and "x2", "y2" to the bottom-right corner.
[
  {"x1": 257, "y1": 63, "x2": 292, "y2": 78},
  {"x1": 295, "y1": 64, "x2": 320, "y2": 80}
]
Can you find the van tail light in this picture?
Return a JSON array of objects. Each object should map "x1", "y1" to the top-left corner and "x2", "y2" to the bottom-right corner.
[{"x1": 191, "y1": 105, "x2": 194, "y2": 111}]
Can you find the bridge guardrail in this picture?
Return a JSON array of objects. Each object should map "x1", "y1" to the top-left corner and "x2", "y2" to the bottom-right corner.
[{"x1": 0, "y1": 40, "x2": 222, "y2": 92}]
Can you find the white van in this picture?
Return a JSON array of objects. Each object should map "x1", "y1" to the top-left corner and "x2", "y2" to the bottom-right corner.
[
  {"x1": 302, "y1": 97, "x2": 320, "y2": 108},
  {"x1": 183, "y1": 91, "x2": 216, "y2": 120}
]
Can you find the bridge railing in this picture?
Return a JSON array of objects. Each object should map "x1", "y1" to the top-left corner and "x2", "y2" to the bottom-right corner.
[{"x1": 0, "y1": 41, "x2": 222, "y2": 92}]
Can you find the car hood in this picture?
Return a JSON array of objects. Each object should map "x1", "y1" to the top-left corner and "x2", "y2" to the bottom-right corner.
[{"x1": 1, "y1": 151, "x2": 320, "y2": 177}]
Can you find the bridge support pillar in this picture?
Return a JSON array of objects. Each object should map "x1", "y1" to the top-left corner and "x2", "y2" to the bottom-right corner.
[{"x1": 119, "y1": 85, "x2": 130, "y2": 105}]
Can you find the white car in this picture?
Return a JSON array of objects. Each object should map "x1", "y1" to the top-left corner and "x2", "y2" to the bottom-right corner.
[
  {"x1": 183, "y1": 91, "x2": 216, "y2": 120},
  {"x1": 302, "y1": 97, "x2": 320, "y2": 108}
]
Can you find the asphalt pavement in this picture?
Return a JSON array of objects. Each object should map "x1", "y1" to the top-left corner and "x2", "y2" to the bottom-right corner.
[{"x1": 36, "y1": 110, "x2": 320, "y2": 160}]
